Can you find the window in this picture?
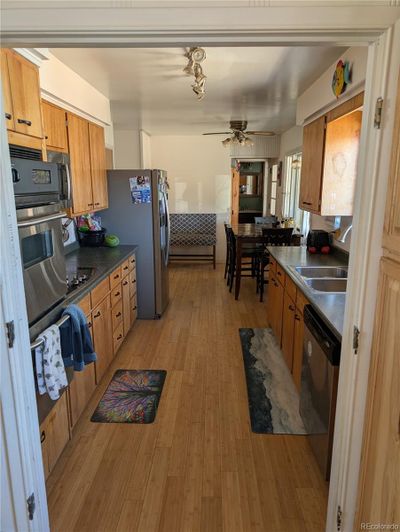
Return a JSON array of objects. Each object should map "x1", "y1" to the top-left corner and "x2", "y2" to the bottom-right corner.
[
  {"x1": 282, "y1": 152, "x2": 310, "y2": 236},
  {"x1": 270, "y1": 164, "x2": 278, "y2": 215}
]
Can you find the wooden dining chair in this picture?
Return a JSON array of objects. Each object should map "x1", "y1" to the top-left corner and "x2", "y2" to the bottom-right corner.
[{"x1": 256, "y1": 228, "x2": 294, "y2": 301}]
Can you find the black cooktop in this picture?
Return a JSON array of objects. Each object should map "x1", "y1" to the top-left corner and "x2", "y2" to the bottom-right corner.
[{"x1": 66, "y1": 267, "x2": 95, "y2": 294}]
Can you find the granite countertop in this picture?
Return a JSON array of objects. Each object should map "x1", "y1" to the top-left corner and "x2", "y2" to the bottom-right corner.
[
  {"x1": 266, "y1": 246, "x2": 348, "y2": 340},
  {"x1": 29, "y1": 244, "x2": 138, "y2": 341}
]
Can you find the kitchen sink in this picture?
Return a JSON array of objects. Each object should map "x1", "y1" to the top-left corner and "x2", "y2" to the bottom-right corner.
[
  {"x1": 295, "y1": 266, "x2": 348, "y2": 279},
  {"x1": 304, "y1": 278, "x2": 347, "y2": 293}
]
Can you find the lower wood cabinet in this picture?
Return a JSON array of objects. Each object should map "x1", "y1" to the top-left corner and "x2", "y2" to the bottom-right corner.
[
  {"x1": 281, "y1": 290, "x2": 296, "y2": 372},
  {"x1": 40, "y1": 393, "x2": 70, "y2": 480},
  {"x1": 268, "y1": 271, "x2": 284, "y2": 343},
  {"x1": 122, "y1": 276, "x2": 131, "y2": 336},
  {"x1": 92, "y1": 294, "x2": 113, "y2": 384},
  {"x1": 292, "y1": 310, "x2": 305, "y2": 392}
]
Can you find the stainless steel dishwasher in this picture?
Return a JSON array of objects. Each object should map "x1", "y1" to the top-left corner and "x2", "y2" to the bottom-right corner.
[{"x1": 299, "y1": 305, "x2": 341, "y2": 481}]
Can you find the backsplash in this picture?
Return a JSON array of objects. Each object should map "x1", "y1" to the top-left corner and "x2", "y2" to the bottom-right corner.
[{"x1": 311, "y1": 214, "x2": 352, "y2": 253}]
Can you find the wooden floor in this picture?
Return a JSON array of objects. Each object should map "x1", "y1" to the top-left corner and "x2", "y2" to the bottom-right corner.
[{"x1": 47, "y1": 264, "x2": 328, "y2": 532}]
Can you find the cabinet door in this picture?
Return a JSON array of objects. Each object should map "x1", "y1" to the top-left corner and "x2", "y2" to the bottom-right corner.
[
  {"x1": 321, "y1": 110, "x2": 362, "y2": 216},
  {"x1": 269, "y1": 273, "x2": 284, "y2": 345},
  {"x1": 6, "y1": 51, "x2": 43, "y2": 138},
  {"x1": 356, "y1": 258, "x2": 400, "y2": 527},
  {"x1": 292, "y1": 310, "x2": 304, "y2": 392},
  {"x1": 42, "y1": 100, "x2": 68, "y2": 152},
  {"x1": 122, "y1": 276, "x2": 131, "y2": 336},
  {"x1": 231, "y1": 165, "x2": 240, "y2": 225},
  {"x1": 299, "y1": 115, "x2": 326, "y2": 213},
  {"x1": 281, "y1": 291, "x2": 295, "y2": 372},
  {"x1": 130, "y1": 296, "x2": 138, "y2": 327},
  {"x1": 40, "y1": 393, "x2": 70, "y2": 479},
  {"x1": 383, "y1": 71, "x2": 400, "y2": 258},
  {"x1": 1, "y1": 50, "x2": 15, "y2": 130},
  {"x1": 68, "y1": 364, "x2": 96, "y2": 428},
  {"x1": 92, "y1": 295, "x2": 113, "y2": 383},
  {"x1": 67, "y1": 113, "x2": 93, "y2": 215},
  {"x1": 89, "y1": 122, "x2": 108, "y2": 211}
]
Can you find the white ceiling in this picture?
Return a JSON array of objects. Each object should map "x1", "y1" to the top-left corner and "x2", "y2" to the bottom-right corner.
[{"x1": 51, "y1": 46, "x2": 346, "y2": 135}]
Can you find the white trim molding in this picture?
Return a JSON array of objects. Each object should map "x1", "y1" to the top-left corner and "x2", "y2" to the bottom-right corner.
[{"x1": 12, "y1": 48, "x2": 50, "y2": 66}]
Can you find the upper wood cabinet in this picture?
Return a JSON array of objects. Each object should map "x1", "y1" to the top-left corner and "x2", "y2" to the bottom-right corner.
[
  {"x1": 89, "y1": 122, "x2": 108, "y2": 210},
  {"x1": 383, "y1": 72, "x2": 400, "y2": 260},
  {"x1": 231, "y1": 165, "x2": 240, "y2": 225},
  {"x1": 4, "y1": 50, "x2": 43, "y2": 139},
  {"x1": 1, "y1": 49, "x2": 15, "y2": 130},
  {"x1": 42, "y1": 100, "x2": 68, "y2": 153},
  {"x1": 299, "y1": 115, "x2": 326, "y2": 213},
  {"x1": 299, "y1": 92, "x2": 364, "y2": 216},
  {"x1": 67, "y1": 113, "x2": 109, "y2": 216},
  {"x1": 67, "y1": 113, "x2": 93, "y2": 215}
]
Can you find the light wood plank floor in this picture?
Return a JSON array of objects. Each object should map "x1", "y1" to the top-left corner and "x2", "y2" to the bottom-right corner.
[{"x1": 47, "y1": 264, "x2": 328, "y2": 532}]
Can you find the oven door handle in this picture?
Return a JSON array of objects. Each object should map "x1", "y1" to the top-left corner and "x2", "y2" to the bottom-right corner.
[{"x1": 17, "y1": 212, "x2": 65, "y2": 228}]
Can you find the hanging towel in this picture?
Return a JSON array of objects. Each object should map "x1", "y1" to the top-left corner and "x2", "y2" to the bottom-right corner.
[
  {"x1": 35, "y1": 324, "x2": 68, "y2": 400},
  {"x1": 60, "y1": 304, "x2": 97, "y2": 371}
]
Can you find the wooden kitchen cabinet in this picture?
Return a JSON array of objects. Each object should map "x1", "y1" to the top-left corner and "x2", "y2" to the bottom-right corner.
[
  {"x1": 40, "y1": 393, "x2": 70, "y2": 480},
  {"x1": 42, "y1": 100, "x2": 68, "y2": 152},
  {"x1": 122, "y1": 276, "x2": 131, "y2": 336},
  {"x1": 356, "y1": 258, "x2": 400, "y2": 527},
  {"x1": 92, "y1": 294, "x2": 113, "y2": 383},
  {"x1": 292, "y1": 310, "x2": 305, "y2": 392},
  {"x1": 89, "y1": 122, "x2": 108, "y2": 211},
  {"x1": 67, "y1": 112, "x2": 93, "y2": 215},
  {"x1": 268, "y1": 271, "x2": 284, "y2": 344},
  {"x1": 231, "y1": 164, "x2": 240, "y2": 225},
  {"x1": 281, "y1": 291, "x2": 296, "y2": 372},
  {"x1": 299, "y1": 92, "x2": 364, "y2": 216},
  {"x1": 5, "y1": 50, "x2": 43, "y2": 139},
  {"x1": 1, "y1": 49, "x2": 15, "y2": 130},
  {"x1": 299, "y1": 115, "x2": 326, "y2": 213}
]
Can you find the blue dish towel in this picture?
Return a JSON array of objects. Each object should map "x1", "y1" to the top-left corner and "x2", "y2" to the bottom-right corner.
[{"x1": 60, "y1": 304, "x2": 97, "y2": 371}]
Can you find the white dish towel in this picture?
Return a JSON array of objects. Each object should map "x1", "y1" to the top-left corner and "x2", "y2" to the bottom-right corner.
[{"x1": 35, "y1": 324, "x2": 68, "y2": 400}]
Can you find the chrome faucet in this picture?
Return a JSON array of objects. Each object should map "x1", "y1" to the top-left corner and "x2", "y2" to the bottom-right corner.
[{"x1": 337, "y1": 224, "x2": 352, "y2": 243}]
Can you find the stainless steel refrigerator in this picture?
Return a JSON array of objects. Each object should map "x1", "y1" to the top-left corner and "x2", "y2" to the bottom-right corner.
[{"x1": 101, "y1": 169, "x2": 169, "y2": 319}]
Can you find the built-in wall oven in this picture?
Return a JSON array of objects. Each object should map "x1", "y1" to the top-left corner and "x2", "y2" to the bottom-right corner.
[{"x1": 12, "y1": 153, "x2": 68, "y2": 324}]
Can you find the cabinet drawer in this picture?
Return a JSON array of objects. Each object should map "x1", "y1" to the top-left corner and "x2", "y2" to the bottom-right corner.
[
  {"x1": 113, "y1": 322, "x2": 124, "y2": 354},
  {"x1": 296, "y1": 290, "x2": 310, "y2": 314},
  {"x1": 112, "y1": 299, "x2": 123, "y2": 331},
  {"x1": 268, "y1": 256, "x2": 277, "y2": 273},
  {"x1": 285, "y1": 275, "x2": 297, "y2": 303},
  {"x1": 128, "y1": 254, "x2": 136, "y2": 271},
  {"x1": 129, "y1": 270, "x2": 137, "y2": 298},
  {"x1": 91, "y1": 276, "x2": 110, "y2": 308},
  {"x1": 110, "y1": 266, "x2": 122, "y2": 289},
  {"x1": 276, "y1": 263, "x2": 286, "y2": 285},
  {"x1": 121, "y1": 259, "x2": 130, "y2": 278},
  {"x1": 78, "y1": 293, "x2": 91, "y2": 315},
  {"x1": 110, "y1": 282, "x2": 122, "y2": 308}
]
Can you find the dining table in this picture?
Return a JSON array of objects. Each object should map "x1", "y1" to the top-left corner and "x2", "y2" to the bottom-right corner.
[{"x1": 230, "y1": 223, "x2": 301, "y2": 300}]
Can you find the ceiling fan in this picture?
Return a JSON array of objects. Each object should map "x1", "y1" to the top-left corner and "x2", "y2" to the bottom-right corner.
[{"x1": 203, "y1": 121, "x2": 275, "y2": 147}]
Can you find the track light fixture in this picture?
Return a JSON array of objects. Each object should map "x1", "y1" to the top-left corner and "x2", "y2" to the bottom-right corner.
[{"x1": 184, "y1": 47, "x2": 207, "y2": 100}]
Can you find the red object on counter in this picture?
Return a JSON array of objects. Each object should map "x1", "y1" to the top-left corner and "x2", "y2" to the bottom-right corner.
[
  {"x1": 308, "y1": 246, "x2": 317, "y2": 254},
  {"x1": 321, "y1": 246, "x2": 331, "y2": 254}
]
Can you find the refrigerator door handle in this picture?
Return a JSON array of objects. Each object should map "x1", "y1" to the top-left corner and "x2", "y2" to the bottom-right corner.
[{"x1": 163, "y1": 190, "x2": 170, "y2": 266}]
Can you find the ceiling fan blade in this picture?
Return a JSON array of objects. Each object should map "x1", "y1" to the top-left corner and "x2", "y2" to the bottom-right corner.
[
  {"x1": 202, "y1": 132, "x2": 232, "y2": 135},
  {"x1": 246, "y1": 131, "x2": 275, "y2": 136}
]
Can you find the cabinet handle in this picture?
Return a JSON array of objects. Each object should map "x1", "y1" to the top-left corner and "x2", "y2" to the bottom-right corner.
[
  {"x1": 93, "y1": 311, "x2": 101, "y2": 318},
  {"x1": 87, "y1": 322, "x2": 92, "y2": 329},
  {"x1": 289, "y1": 304, "x2": 295, "y2": 311},
  {"x1": 116, "y1": 312, "x2": 122, "y2": 318},
  {"x1": 5, "y1": 113, "x2": 12, "y2": 120},
  {"x1": 117, "y1": 334, "x2": 122, "y2": 340},
  {"x1": 295, "y1": 314, "x2": 301, "y2": 321},
  {"x1": 88, "y1": 203, "x2": 94, "y2": 207},
  {"x1": 277, "y1": 271, "x2": 282, "y2": 276},
  {"x1": 17, "y1": 118, "x2": 32, "y2": 126},
  {"x1": 94, "y1": 202, "x2": 100, "y2": 206},
  {"x1": 302, "y1": 201, "x2": 312, "y2": 206},
  {"x1": 123, "y1": 280, "x2": 128, "y2": 286},
  {"x1": 132, "y1": 279, "x2": 136, "y2": 284},
  {"x1": 45, "y1": 135, "x2": 49, "y2": 140},
  {"x1": 114, "y1": 291, "x2": 120, "y2": 297},
  {"x1": 40, "y1": 430, "x2": 46, "y2": 443},
  {"x1": 114, "y1": 274, "x2": 120, "y2": 279},
  {"x1": 133, "y1": 306, "x2": 137, "y2": 311},
  {"x1": 123, "y1": 266, "x2": 129, "y2": 270}
]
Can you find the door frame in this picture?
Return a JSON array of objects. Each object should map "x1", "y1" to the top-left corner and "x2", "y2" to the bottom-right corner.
[{"x1": 1, "y1": 5, "x2": 400, "y2": 531}]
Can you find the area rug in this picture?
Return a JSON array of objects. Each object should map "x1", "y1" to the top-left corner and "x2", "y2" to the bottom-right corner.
[
  {"x1": 239, "y1": 328, "x2": 307, "y2": 434},
  {"x1": 91, "y1": 369, "x2": 167, "y2": 424}
]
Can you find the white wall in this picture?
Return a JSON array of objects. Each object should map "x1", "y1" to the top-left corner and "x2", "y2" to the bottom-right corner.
[
  {"x1": 113, "y1": 129, "x2": 141, "y2": 169},
  {"x1": 39, "y1": 51, "x2": 114, "y2": 147},
  {"x1": 297, "y1": 46, "x2": 368, "y2": 124},
  {"x1": 139, "y1": 130, "x2": 152, "y2": 168},
  {"x1": 151, "y1": 135, "x2": 231, "y2": 261}
]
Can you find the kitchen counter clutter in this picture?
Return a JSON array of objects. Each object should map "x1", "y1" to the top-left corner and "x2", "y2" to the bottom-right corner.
[{"x1": 266, "y1": 245, "x2": 347, "y2": 339}]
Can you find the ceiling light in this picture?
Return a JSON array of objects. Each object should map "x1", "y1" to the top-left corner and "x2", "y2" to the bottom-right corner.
[
  {"x1": 222, "y1": 137, "x2": 232, "y2": 147},
  {"x1": 184, "y1": 47, "x2": 207, "y2": 100}
]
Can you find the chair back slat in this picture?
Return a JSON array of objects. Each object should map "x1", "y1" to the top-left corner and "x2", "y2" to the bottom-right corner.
[{"x1": 261, "y1": 227, "x2": 293, "y2": 246}]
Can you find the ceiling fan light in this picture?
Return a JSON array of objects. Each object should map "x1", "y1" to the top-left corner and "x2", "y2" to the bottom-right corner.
[
  {"x1": 222, "y1": 137, "x2": 232, "y2": 147},
  {"x1": 244, "y1": 137, "x2": 254, "y2": 147}
]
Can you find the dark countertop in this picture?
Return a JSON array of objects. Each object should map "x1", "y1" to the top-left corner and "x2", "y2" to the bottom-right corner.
[
  {"x1": 29, "y1": 244, "x2": 138, "y2": 342},
  {"x1": 266, "y1": 246, "x2": 348, "y2": 340}
]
